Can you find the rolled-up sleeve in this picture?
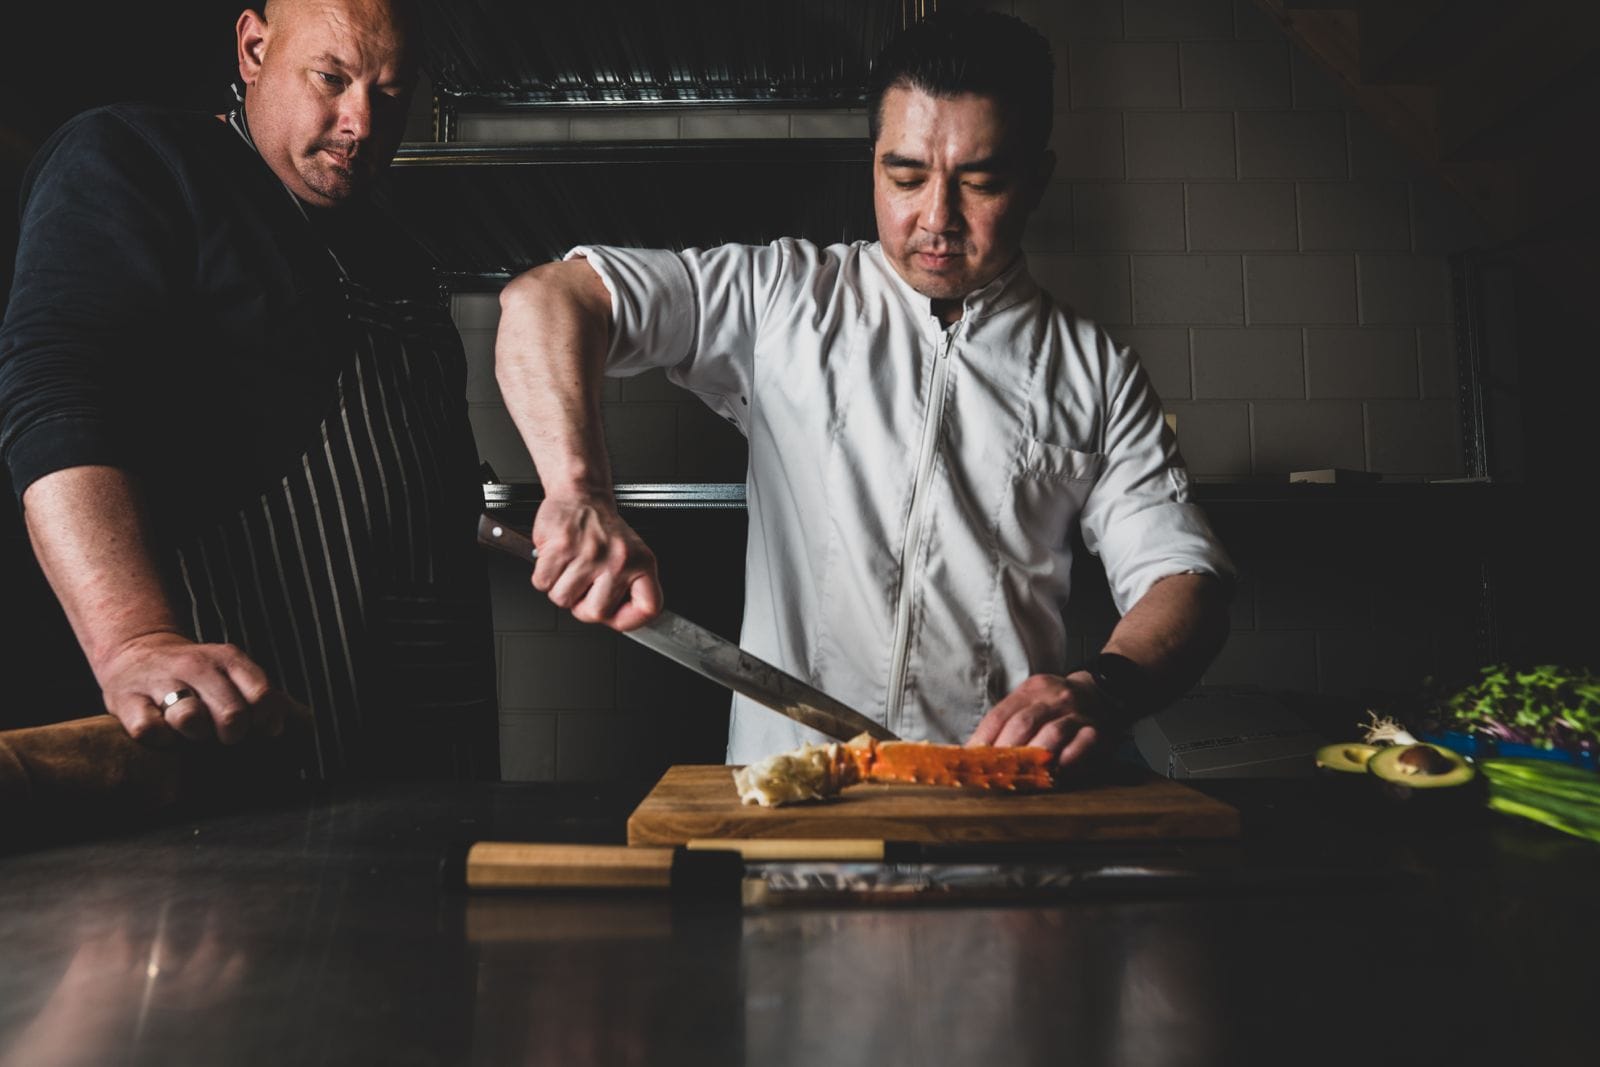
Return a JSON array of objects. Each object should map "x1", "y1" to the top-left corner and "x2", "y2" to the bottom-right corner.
[
  {"x1": 0, "y1": 109, "x2": 191, "y2": 503},
  {"x1": 1079, "y1": 348, "x2": 1235, "y2": 614},
  {"x1": 566, "y1": 240, "x2": 795, "y2": 434}
]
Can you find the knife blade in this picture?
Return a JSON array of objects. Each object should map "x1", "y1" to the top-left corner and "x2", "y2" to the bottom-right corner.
[{"x1": 478, "y1": 514, "x2": 896, "y2": 743}]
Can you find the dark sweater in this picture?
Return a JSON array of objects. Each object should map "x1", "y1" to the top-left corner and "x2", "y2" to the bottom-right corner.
[
  {"x1": 0, "y1": 103, "x2": 440, "y2": 526},
  {"x1": 0, "y1": 103, "x2": 446, "y2": 728}
]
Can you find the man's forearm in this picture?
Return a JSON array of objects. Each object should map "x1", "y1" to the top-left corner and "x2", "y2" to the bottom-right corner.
[
  {"x1": 1099, "y1": 572, "x2": 1231, "y2": 711},
  {"x1": 21, "y1": 465, "x2": 185, "y2": 676},
  {"x1": 495, "y1": 259, "x2": 617, "y2": 498}
]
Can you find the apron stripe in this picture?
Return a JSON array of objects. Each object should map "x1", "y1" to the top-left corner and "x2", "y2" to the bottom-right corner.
[
  {"x1": 213, "y1": 523, "x2": 253, "y2": 655},
  {"x1": 258, "y1": 495, "x2": 325, "y2": 778},
  {"x1": 281, "y1": 479, "x2": 347, "y2": 768},
  {"x1": 349, "y1": 352, "x2": 395, "y2": 543},
  {"x1": 168, "y1": 112, "x2": 496, "y2": 776},
  {"x1": 194, "y1": 535, "x2": 232, "y2": 646},
  {"x1": 299, "y1": 452, "x2": 364, "y2": 734},
  {"x1": 360, "y1": 335, "x2": 418, "y2": 579},
  {"x1": 336, "y1": 380, "x2": 376, "y2": 546},
  {"x1": 234, "y1": 512, "x2": 287, "y2": 700},
  {"x1": 390, "y1": 336, "x2": 440, "y2": 584},
  {"x1": 319, "y1": 431, "x2": 368, "y2": 621}
]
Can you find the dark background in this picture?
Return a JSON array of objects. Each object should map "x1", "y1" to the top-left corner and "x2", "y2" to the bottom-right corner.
[
  {"x1": 0, "y1": 2, "x2": 243, "y2": 303},
  {"x1": 1, "y1": 2, "x2": 1594, "y2": 730},
  {"x1": 0, "y1": 2, "x2": 242, "y2": 722}
]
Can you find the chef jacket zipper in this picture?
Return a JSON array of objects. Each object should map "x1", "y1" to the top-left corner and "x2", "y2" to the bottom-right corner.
[{"x1": 884, "y1": 326, "x2": 957, "y2": 733}]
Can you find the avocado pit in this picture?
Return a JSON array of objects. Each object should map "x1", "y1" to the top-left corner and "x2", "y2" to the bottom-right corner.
[
  {"x1": 1366, "y1": 743, "x2": 1476, "y2": 790},
  {"x1": 1396, "y1": 744, "x2": 1457, "y2": 776}
]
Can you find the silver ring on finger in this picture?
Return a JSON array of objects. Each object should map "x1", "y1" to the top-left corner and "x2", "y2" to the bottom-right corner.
[{"x1": 161, "y1": 688, "x2": 197, "y2": 709}]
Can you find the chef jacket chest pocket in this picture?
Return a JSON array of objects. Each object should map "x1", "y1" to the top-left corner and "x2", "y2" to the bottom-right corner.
[
  {"x1": 1003, "y1": 437, "x2": 1104, "y2": 557},
  {"x1": 1021, "y1": 438, "x2": 1105, "y2": 482}
]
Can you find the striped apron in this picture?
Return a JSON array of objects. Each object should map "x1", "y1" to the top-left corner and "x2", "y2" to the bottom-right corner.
[{"x1": 164, "y1": 106, "x2": 498, "y2": 781}]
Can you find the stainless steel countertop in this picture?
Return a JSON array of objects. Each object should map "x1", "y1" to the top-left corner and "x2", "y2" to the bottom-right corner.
[{"x1": 0, "y1": 779, "x2": 1593, "y2": 1066}]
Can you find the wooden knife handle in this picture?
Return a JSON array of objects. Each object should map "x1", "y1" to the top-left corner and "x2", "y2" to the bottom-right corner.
[
  {"x1": 464, "y1": 842, "x2": 677, "y2": 889},
  {"x1": 458, "y1": 838, "x2": 896, "y2": 891},
  {"x1": 477, "y1": 514, "x2": 539, "y2": 563}
]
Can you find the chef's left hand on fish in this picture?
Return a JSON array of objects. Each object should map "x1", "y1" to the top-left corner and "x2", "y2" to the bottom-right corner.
[{"x1": 966, "y1": 672, "x2": 1109, "y2": 770}]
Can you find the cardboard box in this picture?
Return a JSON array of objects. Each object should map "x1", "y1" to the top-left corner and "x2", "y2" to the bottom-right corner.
[{"x1": 1133, "y1": 688, "x2": 1324, "y2": 778}]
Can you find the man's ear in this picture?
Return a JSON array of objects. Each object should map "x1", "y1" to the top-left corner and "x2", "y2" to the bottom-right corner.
[{"x1": 236, "y1": 9, "x2": 269, "y2": 86}]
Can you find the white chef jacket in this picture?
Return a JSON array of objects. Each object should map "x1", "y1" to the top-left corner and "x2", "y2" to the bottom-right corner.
[{"x1": 569, "y1": 239, "x2": 1234, "y2": 764}]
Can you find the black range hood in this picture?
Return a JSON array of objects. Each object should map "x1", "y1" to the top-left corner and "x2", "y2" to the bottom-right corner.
[
  {"x1": 383, "y1": 140, "x2": 875, "y2": 282},
  {"x1": 412, "y1": 0, "x2": 916, "y2": 107}
]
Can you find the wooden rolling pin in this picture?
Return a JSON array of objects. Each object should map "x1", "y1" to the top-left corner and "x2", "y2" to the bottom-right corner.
[
  {"x1": 0, "y1": 698, "x2": 309, "y2": 845},
  {"x1": 0, "y1": 715, "x2": 182, "y2": 841}
]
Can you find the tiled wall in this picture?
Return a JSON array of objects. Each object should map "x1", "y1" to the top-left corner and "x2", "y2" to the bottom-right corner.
[{"x1": 422, "y1": 0, "x2": 1497, "y2": 779}]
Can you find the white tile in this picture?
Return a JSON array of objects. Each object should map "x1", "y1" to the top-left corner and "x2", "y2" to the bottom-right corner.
[
  {"x1": 459, "y1": 328, "x2": 500, "y2": 403},
  {"x1": 555, "y1": 710, "x2": 678, "y2": 781},
  {"x1": 1022, "y1": 182, "x2": 1074, "y2": 252},
  {"x1": 1245, "y1": 254, "x2": 1357, "y2": 324},
  {"x1": 1191, "y1": 328, "x2": 1304, "y2": 399},
  {"x1": 467, "y1": 404, "x2": 536, "y2": 481},
  {"x1": 1305, "y1": 328, "x2": 1418, "y2": 399},
  {"x1": 1291, "y1": 48, "x2": 1350, "y2": 111},
  {"x1": 1051, "y1": 112, "x2": 1125, "y2": 180},
  {"x1": 1016, "y1": 0, "x2": 1126, "y2": 42},
  {"x1": 487, "y1": 554, "x2": 558, "y2": 633},
  {"x1": 1031, "y1": 253, "x2": 1133, "y2": 324},
  {"x1": 1162, "y1": 401, "x2": 1251, "y2": 476},
  {"x1": 1251, "y1": 400, "x2": 1365, "y2": 473},
  {"x1": 1187, "y1": 182, "x2": 1297, "y2": 251},
  {"x1": 1255, "y1": 558, "x2": 1371, "y2": 630},
  {"x1": 455, "y1": 113, "x2": 572, "y2": 143},
  {"x1": 451, "y1": 291, "x2": 503, "y2": 331},
  {"x1": 601, "y1": 403, "x2": 680, "y2": 482},
  {"x1": 500, "y1": 633, "x2": 617, "y2": 709},
  {"x1": 1108, "y1": 326, "x2": 1191, "y2": 401},
  {"x1": 1180, "y1": 41, "x2": 1292, "y2": 109},
  {"x1": 1315, "y1": 630, "x2": 1433, "y2": 697},
  {"x1": 789, "y1": 111, "x2": 869, "y2": 139},
  {"x1": 1125, "y1": 112, "x2": 1235, "y2": 179},
  {"x1": 1298, "y1": 182, "x2": 1412, "y2": 252},
  {"x1": 1357, "y1": 255, "x2": 1452, "y2": 325},
  {"x1": 569, "y1": 113, "x2": 681, "y2": 141},
  {"x1": 1133, "y1": 254, "x2": 1244, "y2": 324},
  {"x1": 681, "y1": 112, "x2": 791, "y2": 139},
  {"x1": 1237, "y1": 111, "x2": 1347, "y2": 178},
  {"x1": 1202, "y1": 630, "x2": 1319, "y2": 690},
  {"x1": 1234, "y1": 0, "x2": 1282, "y2": 41},
  {"x1": 1125, "y1": 0, "x2": 1234, "y2": 39},
  {"x1": 1347, "y1": 111, "x2": 1425, "y2": 181},
  {"x1": 498, "y1": 712, "x2": 557, "y2": 781},
  {"x1": 1070, "y1": 43, "x2": 1181, "y2": 109},
  {"x1": 1074, "y1": 183, "x2": 1187, "y2": 251}
]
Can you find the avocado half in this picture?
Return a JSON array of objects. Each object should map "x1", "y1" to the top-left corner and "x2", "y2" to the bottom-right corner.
[
  {"x1": 1315, "y1": 742, "x2": 1380, "y2": 774},
  {"x1": 1367, "y1": 743, "x2": 1476, "y2": 789}
]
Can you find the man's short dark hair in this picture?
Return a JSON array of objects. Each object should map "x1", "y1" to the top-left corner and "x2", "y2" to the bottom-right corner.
[{"x1": 866, "y1": 11, "x2": 1055, "y2": 154}]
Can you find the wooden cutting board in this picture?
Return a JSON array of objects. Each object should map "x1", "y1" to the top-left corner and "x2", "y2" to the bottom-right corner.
[{"x1": 626, "y1": 764, "x2": 1240, "y2": 845}]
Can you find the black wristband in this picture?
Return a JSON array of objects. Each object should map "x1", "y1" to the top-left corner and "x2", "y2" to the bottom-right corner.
[{"x1": 1082, "y1": 652, "x2": 1153, "y2": 730}]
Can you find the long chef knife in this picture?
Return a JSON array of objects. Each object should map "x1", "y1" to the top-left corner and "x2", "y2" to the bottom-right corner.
[{"x1": 478, "y1": 514, "x2": 897, "y2": 743}]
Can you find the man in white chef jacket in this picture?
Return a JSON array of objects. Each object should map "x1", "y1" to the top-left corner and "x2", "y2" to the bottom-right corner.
[{"x1": 494, "y1": 11, "x2": 1235, "y2": 769}]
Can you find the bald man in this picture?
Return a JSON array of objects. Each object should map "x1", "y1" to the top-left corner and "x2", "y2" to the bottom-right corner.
[{"x1": 0, "y1": 0, "x2": 498, "y2": 779}]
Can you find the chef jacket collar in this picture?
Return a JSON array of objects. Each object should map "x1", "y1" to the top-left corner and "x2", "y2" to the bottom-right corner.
[{"x1": 870, "y1": 243, "x2": 1040, "y2": 335}]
